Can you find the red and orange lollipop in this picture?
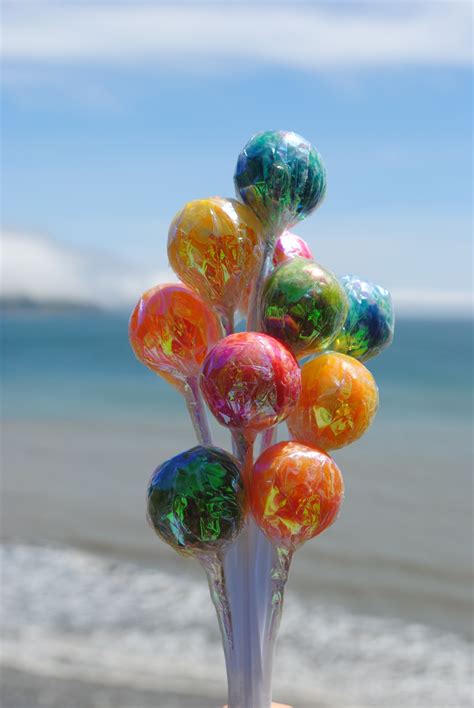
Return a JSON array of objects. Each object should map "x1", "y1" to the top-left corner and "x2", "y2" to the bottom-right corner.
[
  {"x1": 250, "y1": 441, "x2": 344, "y2": 550},
  {"x1": 129, "y1": 283, "x2": 223, "y2": 444},
  {"x1": 129, "y1": 283, "x2": 222, "y2": 390}
]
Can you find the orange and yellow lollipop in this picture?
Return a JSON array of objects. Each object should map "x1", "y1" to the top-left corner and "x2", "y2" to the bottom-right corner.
[
  {"x1": 287, "y1": 351, "x2": 378, "y2": 451},
  {"x1": 168, "y1": 197, "x2": 264, "y2": 332}
]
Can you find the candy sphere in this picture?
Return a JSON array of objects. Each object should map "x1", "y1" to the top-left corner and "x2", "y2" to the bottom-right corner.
[
  {"x1": 200, "y1": 332, "x2": 301, "y2": 433},
  {"x1": 147, "y1": 446, "x2": 245, "y2": 557},
  {"x1": 259, "y1": 258, "x2": 348, "y2": 358},
  {"x1": 129, "y1": 283, "x2": 222, "y2": 390},
  {"x1": 273, "y1": 231, "x2": 313, "y2": 266},
  {"x1": 167, "y1": 197, "x2": 264, "y2": 320},
  {"x1": 287, "y1": 352, "x2": 378, "y2": 451},
  {"x1": 234, "y1": 131, "x2": 327, "y2": 232},
  {"x1": 332, "y1": 275, "x2": 394, "y2": 362},
  {"x1": 250, "y1": 441, "x2": 344, "y2": 549}
]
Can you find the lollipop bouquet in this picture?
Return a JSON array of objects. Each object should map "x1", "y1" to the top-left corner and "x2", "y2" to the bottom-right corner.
[{"x1": 129, "y1": 131, "x2": 394, "y2": 707}]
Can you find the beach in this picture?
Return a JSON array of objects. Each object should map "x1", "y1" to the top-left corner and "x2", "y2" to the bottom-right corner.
[{"x1": 1, "y1": 313, "x2": 473, "y2": 707}]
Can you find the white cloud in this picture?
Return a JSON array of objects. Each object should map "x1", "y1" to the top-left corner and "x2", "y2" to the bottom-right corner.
[
  {"x1": 1, "y1": 2, "x2": 471, "y2": 70},
  {"x1": 391, "y1": 288, "x2": 473, "y2": 317},
  {"x1": 0, "y1": 229, "x2": 175, "y2": 308},
  {"x1": 1, "y1": 228, "x2": 472, "y2": 316}
]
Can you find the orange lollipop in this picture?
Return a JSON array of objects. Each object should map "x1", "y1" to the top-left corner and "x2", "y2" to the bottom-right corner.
[
  {"x1": 168, "y1": 197, "x2": 264, "y2": 331},
  {"x1": 129, "y1": 283, "x2": 222, "y2": 391},
  {"x1": 250, "y1": 441, "x2": 344, "y2": 550},
  {"x1": 287, "y1": 352, "x2": 378, "y2": 451}
]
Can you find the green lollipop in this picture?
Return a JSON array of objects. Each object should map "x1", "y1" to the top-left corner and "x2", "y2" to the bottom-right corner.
[
  {"x1": 147, "y1": 445, "x2": 246, "y2": 558},
  {"x1": 234, "y1": 130, "x2": 327, "y2": 234},
  {"x1": 259, "y1": 257, "x2": 348, "y2": 358}
]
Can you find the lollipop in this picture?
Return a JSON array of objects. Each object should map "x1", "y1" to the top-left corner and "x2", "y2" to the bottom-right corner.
[
  {"x1": 259, "y1": 257, "x2": 348, "y2": 358},
  {"x1": 273, "y1": 231, "x2": 313, "y2": 266},
  {"x1": 287, "y1": 352, "x2": 378, "y2": 451},
  {"x1": 129, "y1": 283, "x2": 222, "y2": 444},
  {"x1": 332, "y1": 275, "x2": 395, "y2": 361},
  {"x1": 129, "y1": 127, "x2": 392, "y2": 708},
  {"x1": 200, "y1": 332, "x2": 301, "y2": 436},
  {"x1": 168, "y1": 197, "x2": 264, "y2": 331},
  {"x1": 147, "y1": 444, "x2": 246, "y2": 688},
  {"x1": 147, "y1": 445, "x2": 245, "y2": 558},
  {"x1": 129, "y1": 283, "x2": 222, "y2": 389},
  {"x1": 250, "y1": 441, "x2": 344, "y2": 550},
  {"x1": 234, "y1": 131, "x2": 327, "y2": 234}
]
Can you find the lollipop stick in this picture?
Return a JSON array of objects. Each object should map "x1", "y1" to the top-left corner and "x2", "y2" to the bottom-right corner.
[
  {"x1": 231, "y1": 430, "x2": 253, "y2": 475},
  {"x1": 220, "y1": 308, "x2": 235, "y2": 337},
  {"x1": 255, "y1": 424, "x2": 277, "y2": 630},
  {"x1": 201, "y1": 552, "x2": 245, "y2": 705},
  {"x1": 253, "y1": 426, "x2": 280, "y2": 698},
  {"x1": 260, "y1": 426, "x2": 276, "y2": 454},
  {"x1": 221, "y1": 431, "x2": 271, "y2": 707},
  {"x1": 183, "y1": 376, "x2": 213, "y2": 446},
  {"x1": 262, "y1": 546, "x2": 293, "y2": 700},
  {"x1": 247, "y1": 236, "x2": 276, "y2": 331}
]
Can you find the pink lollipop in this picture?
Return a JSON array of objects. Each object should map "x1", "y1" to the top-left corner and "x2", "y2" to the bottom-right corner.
[
  {"x1": 200, "y1": 332, "x2": 301, "y2": 437},
  {"x1": 273, "y1": 231, "x2": 313, "y2": 266}
]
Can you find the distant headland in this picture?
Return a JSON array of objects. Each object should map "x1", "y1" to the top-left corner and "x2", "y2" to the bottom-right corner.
[{"x1": 0, "y1": 296, "x2": 102, "y2": 313}]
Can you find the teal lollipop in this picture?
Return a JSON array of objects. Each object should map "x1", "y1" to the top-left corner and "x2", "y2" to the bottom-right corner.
[
  {"x1": 234, "y1": 130, "x2": 327, "y2": 234},
  {"x1": 147, "y1": 445, "x2": 245, "y2": 558},
  {"x1": 332, "y1": 275, "x2": 395, "y2": 361},
  {"x1": 259, "y1": 257, "x2": 348, "y2": 359}
]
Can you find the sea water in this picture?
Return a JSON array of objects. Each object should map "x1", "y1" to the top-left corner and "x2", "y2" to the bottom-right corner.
[{"x1": 1, "y1": 313, "x2": 472, "y2": 706}]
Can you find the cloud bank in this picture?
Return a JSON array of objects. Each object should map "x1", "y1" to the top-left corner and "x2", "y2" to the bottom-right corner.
[
  {"x1": 1, "y1": 229, "x2": 471, "y2": 316},
  {"x1": 0, "y1": 230, "x2": 174, "y2": 308},
  {"x1": 2, "y1": 2, "x2": 471, "y2": 70}
]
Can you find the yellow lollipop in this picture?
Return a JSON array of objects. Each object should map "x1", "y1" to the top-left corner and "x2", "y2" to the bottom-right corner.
[{"x1": 168, "y1": 197, "x2": 264, "y2": 332}]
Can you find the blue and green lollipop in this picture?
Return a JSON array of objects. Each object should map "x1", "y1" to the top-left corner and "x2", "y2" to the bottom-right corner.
[
  {"x1": 234, "y1": 130, "x2": 327, "y2": 235},
  {"x1": 332, "y1": 275, "x2": 394, "y2": 362}
]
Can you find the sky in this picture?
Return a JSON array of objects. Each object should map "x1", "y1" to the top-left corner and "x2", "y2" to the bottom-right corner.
[{"x1": 1, "y1": 1, "x2": 472, "y2": 315}]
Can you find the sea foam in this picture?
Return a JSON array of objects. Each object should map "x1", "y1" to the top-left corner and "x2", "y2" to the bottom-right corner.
[{"x1": 1, "y1": 543, "x2": 472, "y2": 707}]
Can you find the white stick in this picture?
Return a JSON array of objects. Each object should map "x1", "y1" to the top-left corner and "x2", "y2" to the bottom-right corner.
[{"x1": 183, "y1": 376, "x2": 213, "y2": 446}]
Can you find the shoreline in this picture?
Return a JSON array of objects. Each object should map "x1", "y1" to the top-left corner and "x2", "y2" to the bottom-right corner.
[{"x1": 2, "y1": 415, "x2": 472, "y2": 641}]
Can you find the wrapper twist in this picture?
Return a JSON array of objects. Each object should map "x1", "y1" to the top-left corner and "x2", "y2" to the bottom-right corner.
[
  {"x1": 200, "y1": 332, "x2": 301, "y2": 434},
  {"x1": 287, "y1": 352, "x2": 378, "y2": 451},
  {"x1": 167, "y1": 197, "x2": 264, "y2": 326},
  {"x1": 129, "y1": 283, "x2": 222, "y2": 391},
  {"x1": 332, "y1": 275, "x2": 394, "y2": 362},
  {"x1": 273, "y1": 232, "x2": 313, "y2": 266},
  {"x1": 234, "y1": 130, "x2": 326, "y2": 233},
  {"x1": 147, "y1": 446, "x2": 246, "y2": 557},
  {"x1": 250, "y1": 441, "x2": 344, "y2": 550},
  {"x1": 259, "y1": 257, "x2": 348, "y2": 358}
]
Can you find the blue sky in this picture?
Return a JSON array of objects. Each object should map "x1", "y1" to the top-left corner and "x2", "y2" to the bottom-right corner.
[{"x1": 1, "y1": 1, "x2": 472, "y2": 314}]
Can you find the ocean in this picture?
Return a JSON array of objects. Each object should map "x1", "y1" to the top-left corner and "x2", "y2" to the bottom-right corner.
[{"x1": 1, "y1": 313, "x2": 473, "y2": 707}]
